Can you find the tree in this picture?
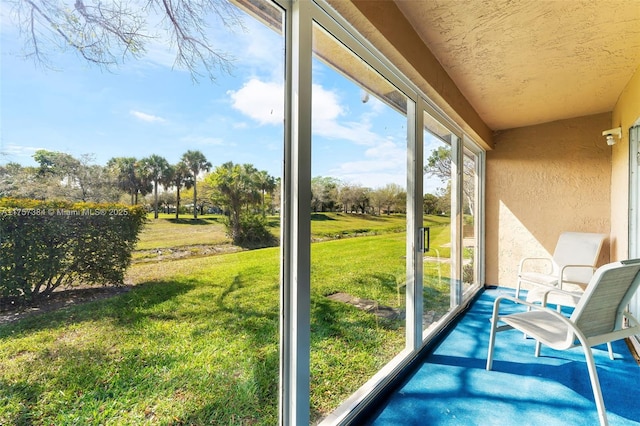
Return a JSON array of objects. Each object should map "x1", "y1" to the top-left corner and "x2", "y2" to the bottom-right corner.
[
  {"x1": 339, "y1": 184, "x2": 356, "y2": 213},
  {"x1": 423, "y1": 193, "x2": 440, "y2": 215},
  {"x1": 164, "y1": 161, "x2": 193, "y2": 219},
  {"x1": 31, "y1": 150, "x2": 117, "y2": 202},
  {"x1": 339, "y1": 183, "x2": 370, "y2": 214},
  {"x1": 255, "y1": 169, "x2": 276, "y2": 216},
  {"x1": 106, "y1": 157, "x2": 151, "y2": 205},
  {"x1": 207, "y1": 162, "x2": 275, "y2": 245},
  {"x1": 424, "y1": 146, "x2": 476, "y2": 216},
  {"x1": 424, "y1": 146, "x2": 452, "y2": 182},
  {"x1": 8, "y1": 0, "x2": 244, "y2": 82},
  {"x1": 311, "y1": 176, "x2": 340, "y2": 212},
  {"x1": 0, "y1": 162, "x2": 46, "y2": 200},
  {"x1": 271, "y1": 177, "x2": 282, "y2": 214},
  {"x1": 435, "y1": 185, "x2": 452, "y2": 215},
  {"x1": 33, "y1": 149, "x2": 78, "y2": 178},
  {"x1": 354, "y1": 186, "x2": 371, "y2": 214},
  {"x1": 181, "y1": 150, "x2": 211, "y2": 219},
  {"x1": 371, "y1": 183, "x2": 405, "y2": 215},
  {"x1": 140, "y1": 154, "x2": 170, "y2": 219},
  {"x1": 208, "y1": 162, "x2": 251, "y2": 240}
]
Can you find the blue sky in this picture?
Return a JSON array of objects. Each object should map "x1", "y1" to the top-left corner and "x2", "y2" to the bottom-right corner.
[{"x1": 0, "y1": 1, "x2": 442, "y2": 192}]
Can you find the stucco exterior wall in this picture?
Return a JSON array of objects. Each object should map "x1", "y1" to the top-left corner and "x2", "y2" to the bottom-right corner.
[
  {"x1": 485, "y1": 113, "x2": 612, "y2": 287},
  {"x1": 326, "y1": 0, "x2": 494, "y2": 149},
  {"x1": 610, "y1": 67, "x2": 640, "y2": 261}
]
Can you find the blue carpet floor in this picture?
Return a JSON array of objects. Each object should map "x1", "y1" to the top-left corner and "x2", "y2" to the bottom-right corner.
[{"x1": 365, "y1": 288, "x2": 640, "y2": 426}]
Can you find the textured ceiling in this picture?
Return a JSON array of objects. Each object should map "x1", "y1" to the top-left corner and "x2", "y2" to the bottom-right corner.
[{"x1": 393, "y1": 0, "x2": 640, "y2": 130}]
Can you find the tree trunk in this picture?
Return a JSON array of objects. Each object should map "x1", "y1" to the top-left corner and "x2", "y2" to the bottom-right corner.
[
  {"x1": 193, "y1": 182, "x2": 198, "y2": 219},
  {"x1": 153, "y1": 181, "x2": 159, "y2": 219},
  {"x1": 176, "y1": 187, "x2": 181, "y2": 219}
]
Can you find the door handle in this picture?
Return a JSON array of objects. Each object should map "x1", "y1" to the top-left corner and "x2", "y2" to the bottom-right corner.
[{"x1": 422, "y1": 227, "x2": 430, "y2": 253}]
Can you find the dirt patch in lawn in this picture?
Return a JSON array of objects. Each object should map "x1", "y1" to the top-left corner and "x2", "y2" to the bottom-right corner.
[
  {"x1": 327, "y1": 292, "x2": 404, "y2": 321},
  {"x1": 0, "y1": 285, "x2": 132, "y2": 326}
]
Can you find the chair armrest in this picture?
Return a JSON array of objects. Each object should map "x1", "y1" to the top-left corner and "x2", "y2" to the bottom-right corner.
[
  {"x1": 623, "y1": 310, "x2": 640, "y2": 328},
  {"x1": 557, "y1": 264, "x2": 596, "y2": 289},
  {"x1": 491, "y1": 294, "x2": 580, "y2": 349},
  {"x1": 492, "y1": 294, "x2": 573, "y2": 324},
  {"x1": 518, "y1": 257, "x2": 553, "y2": 275},
  {"x1": 538, "y1": 287, "x2": 582, "y2": 307}
]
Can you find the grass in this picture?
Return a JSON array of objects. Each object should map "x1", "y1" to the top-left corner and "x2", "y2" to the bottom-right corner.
[
  {"x1": 135, "y1": 214, "x2": 229, "y2": 250},
  {"x1": 310, "y1": 212, "x2": 406, "y2": 239},
  {"x1": 0, "y1": 212, "x2": 455, "y2": 425},
  {"x1": 1, "y1": 250, "x2": 281, "y2": 425}
]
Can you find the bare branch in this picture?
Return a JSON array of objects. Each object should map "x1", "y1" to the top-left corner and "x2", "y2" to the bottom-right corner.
[
  {"x1": 155, "y1": 0, "x2": 241, "y2": 81},
  {"x1": 9, "y1": 0, "x2": 243, "y2": 81}
]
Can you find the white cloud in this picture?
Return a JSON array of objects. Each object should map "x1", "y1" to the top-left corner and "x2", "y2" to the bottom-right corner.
[
  {"x1": 235, "y1": 19, "x2": 284, "y2": 79},
  {"x1": 329, "y1": 140, "x2": 406, "y2": 188},
  {"x1": 228, "y1": 79, "x2": 284, "y2": 125},
  {"x1": 311, "y1": 85, "x2": 386, "y2": 147},
  {"x1": 130, "y1": 110, "x2": 166, "y2": 123},
  {"x1": 1, "y1": 143, "x2": 42, "y2": 161},
  {"x1": 229, "y1": 78, "x2": 387, "y2": 149},
  {"x1": 312, "y1": 83, "x2": 344, "y2": 122},
  {"x1": 229, "y1": 78, "x2": 390, "y2": 150}
]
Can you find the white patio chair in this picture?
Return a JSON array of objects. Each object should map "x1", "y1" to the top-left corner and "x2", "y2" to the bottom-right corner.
[
  {"x1": 515, "y1": 232, "x2": 606, "y2": 302},
  {"x1": 486, "y1": 259, "x2": 640, "y2": 426}
]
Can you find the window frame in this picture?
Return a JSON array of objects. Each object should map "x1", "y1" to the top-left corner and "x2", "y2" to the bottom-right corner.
[{"x1": 278, "y1": 0, "x2": 487, "y2": 423}]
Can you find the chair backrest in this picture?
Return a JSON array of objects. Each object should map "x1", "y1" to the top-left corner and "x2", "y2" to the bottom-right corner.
[
  {"x1": 572, "y1": 259, "x2": 640, "y2": 338},
  {"x1": 552, "y1": 232, "x2": 606, "y2": 284}
]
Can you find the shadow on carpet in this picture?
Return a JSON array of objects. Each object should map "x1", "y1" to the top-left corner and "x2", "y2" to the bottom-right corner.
[{"x1": 365, "y1": 288, "x2": 640, "y2": 426}]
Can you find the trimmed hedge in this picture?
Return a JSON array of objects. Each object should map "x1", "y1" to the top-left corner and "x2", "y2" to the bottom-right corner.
[{"x1": 0, "y1": 198, "x2": 147, "y2": 302}]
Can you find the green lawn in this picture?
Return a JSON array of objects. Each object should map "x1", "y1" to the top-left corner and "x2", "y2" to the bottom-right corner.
[
  {"x1": 135, "y1": 214, "x2": 229, "y2": 250},
  {"x1": 0, "y1": 212, "x2": 454, "y2": 424},
  {"x1": 310, "y1": 212, "x2": 406, "y2": 239}
]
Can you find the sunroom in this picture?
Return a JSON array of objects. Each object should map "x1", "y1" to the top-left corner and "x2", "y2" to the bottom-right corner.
[
  {"x1": 2, "y1": 0, "x2": 639, "y2": 424},
  {"x1": 274, "y1": 0, "x2": 640, "y2": 424}
]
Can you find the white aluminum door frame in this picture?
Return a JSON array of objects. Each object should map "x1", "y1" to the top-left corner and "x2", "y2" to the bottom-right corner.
[{"x1": 628, "y1": 123, "x2": 640, "y2": 350}]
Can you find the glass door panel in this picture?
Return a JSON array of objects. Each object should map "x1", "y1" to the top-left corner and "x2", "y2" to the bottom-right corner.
[
  {"x1": 310, "y1": 22, "x2": 408, "y2": 422},
  {"x1": 422, "y1": 112, "x2": 456, "y2": 331},
  {"x1": 462, "y1": 147, "x2": 479, "y2": 295}
]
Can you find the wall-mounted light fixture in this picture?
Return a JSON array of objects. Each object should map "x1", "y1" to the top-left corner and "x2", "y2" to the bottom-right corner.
[{"x1": 602, "y1": 127, "x2": 622, "y2": 146}]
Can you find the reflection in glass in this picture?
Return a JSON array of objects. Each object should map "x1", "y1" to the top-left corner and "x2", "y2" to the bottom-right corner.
[
  {"x1": 462, "y1": 147, "x2": 479, "y2": 294},
  {"x1": 310, "y1": 22, "x2": 408, "y2": 422},
  {"x1": 422, "y1": 111, "x2": 456, "y2": 331}
]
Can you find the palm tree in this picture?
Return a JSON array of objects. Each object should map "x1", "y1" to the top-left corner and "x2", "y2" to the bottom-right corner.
[
  {"x1": 140, "y1": 154, "x2": 170, "y2": 219},
  {"x1": 181, "y1": 150, "x2": 211, "y2": 219},
  {"x1": 164, "y1": 161, "x2": 193, "y2": 219},
  {"x1": 208, "y1": 162, "x2": 243, "y2": 241},
  {"x1": 255, "y1": 169, "x2": 276, "y2": 216},
  {"x1": 107, "y1": 157, "x2": 146, "y2": 205},
  {"x1": 207, "y1": 162, "x2": 263, "y2": 242}
]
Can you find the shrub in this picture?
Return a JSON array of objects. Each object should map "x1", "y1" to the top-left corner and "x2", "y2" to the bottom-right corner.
[
  {"x1": 0, "y1": 198, "x2": 147, "y2": 302},
  {"x1": 225, "y1": 212, "x2": 277, "y2": 248}
]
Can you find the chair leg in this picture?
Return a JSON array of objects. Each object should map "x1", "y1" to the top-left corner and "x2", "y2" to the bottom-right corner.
[
  {"x1": 486, "y1": 301, "x2": 502, "y2": 370},
  {"x1": 607, "y1": 342, "x2": 614, "y2": 360},
  {"x1": 583, "y1": 345, "x2": 609, "y2": 426},
  {"x1": 486, "y1": 319, "x2": 497, "y2": 370}
]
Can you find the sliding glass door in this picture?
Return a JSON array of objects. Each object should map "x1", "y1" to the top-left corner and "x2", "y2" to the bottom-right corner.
[
  {"x1": 422, "y1": 111, "x2": 455, "y2": 330},
  {"x1": 309, "y1": 21, "x2": 409, "y2": 422}
]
